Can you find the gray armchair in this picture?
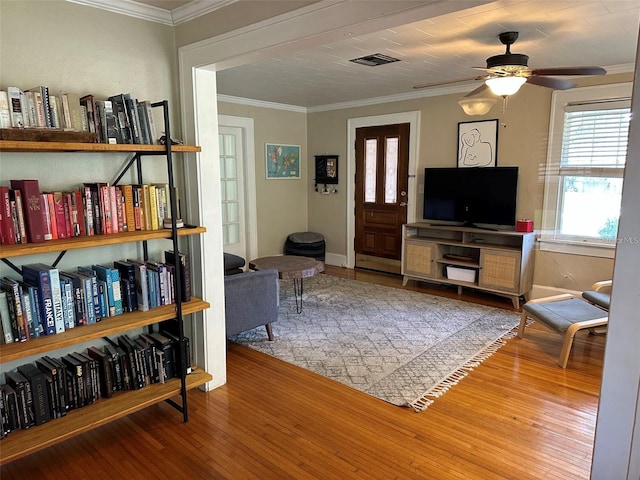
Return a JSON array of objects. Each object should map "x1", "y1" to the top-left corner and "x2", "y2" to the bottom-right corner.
[{"x1": 224, "y1": 268, "x2": 279, "y2": 340}]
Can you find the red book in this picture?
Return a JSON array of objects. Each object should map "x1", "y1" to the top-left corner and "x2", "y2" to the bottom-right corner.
[
  {"x1": 52, "y1": 192, "x2": 69, "y2": 239},
  {"x1": 46, "y1": 193, "x2": 58, "y2": 240},
  {"x1": 72, "y1": 190, "x2": 86, "y2": 237},
  {"x1": 0, "y1": 186, "x2": 16, "y2": 245},
  {"x1": 10, "y1": 179, "x2": 46, "y2": 243},
  {"x1": 40, "y1": 193, "x2": 53, "y2": 241},
  {"x1": 11, "y1": 189, "x2": 28, "y2": 244}
]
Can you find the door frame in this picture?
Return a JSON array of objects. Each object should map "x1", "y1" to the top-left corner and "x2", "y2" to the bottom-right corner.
[
  {"x1": 218, "y1": 115, "x2": 258, "y2": 262},
  {"x1": 347, "y1": 111, "x2": 420, "y2": 269}
]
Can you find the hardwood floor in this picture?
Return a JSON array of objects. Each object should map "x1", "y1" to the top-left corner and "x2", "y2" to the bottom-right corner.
[{"x1": 1, "y1": 266, "x2": 605, "y2": 479}]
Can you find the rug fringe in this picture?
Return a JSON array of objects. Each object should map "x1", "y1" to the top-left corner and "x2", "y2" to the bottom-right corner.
[{"x1": 408, "y1": 329, "x2": 518, "y2": 412}]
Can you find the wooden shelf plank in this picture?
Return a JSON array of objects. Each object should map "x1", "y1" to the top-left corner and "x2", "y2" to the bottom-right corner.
[
  {"x1": 0, "y1": 226, "x2": 206, "y2": 259},
  {"x1": 0, "y1": 140, "x2": 200, "y2": 153},
  {"x1": 0, "y1": 298, "x2": 210, "y2": 362},
  {"x1": 0, "y1": 368, "x2": 213, "y2": 465}
]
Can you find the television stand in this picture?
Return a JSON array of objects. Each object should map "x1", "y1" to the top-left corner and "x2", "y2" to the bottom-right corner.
[{"x1": 401, "y1": 223, "x2": 535, "y2": 309}]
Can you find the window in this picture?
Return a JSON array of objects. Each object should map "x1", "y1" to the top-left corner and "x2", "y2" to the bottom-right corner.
[{"x1": 541, "y1": 83, "x2": 632, "y2": 258}]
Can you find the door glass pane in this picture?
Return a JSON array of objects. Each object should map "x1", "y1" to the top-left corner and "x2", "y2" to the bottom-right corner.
[
  {"x1": 384, "y1": 137, "x2": 398, "y2": 204},
  {"x1": 225, "y1": 157, "x2": 237, "y2": 178},
  {"x1": 560, "y1": 175, "x2": 623, "y2": 239},
  {"x1": 365, "y1": 138, "x2": 377, "y2": 203},
  {"x1": 227, "y1": 223, "x2": 239, "y2": 244},
  {"x1": 226, "y1": 179, "x2": 238, "y2": 202},
  {"x1": 224, "y1": 134, "x2": 236, "y2": 156},
  {"x1": 227, "y1": 202, "x2": 239, "y2": 223}
]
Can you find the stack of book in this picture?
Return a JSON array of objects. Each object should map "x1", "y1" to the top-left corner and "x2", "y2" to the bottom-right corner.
[
  {"x1": 0, "y1": 331, "x2": 188, "y2": 438},
  {"x1": 1, "y1": 179, "x2": 178, "y2": 245},
  {"x1": 0, "y1": 87, "x2": 159, "y2": 145},
  {"x1": 0, "y1": 252, "x2": 190, "y2": 343}
]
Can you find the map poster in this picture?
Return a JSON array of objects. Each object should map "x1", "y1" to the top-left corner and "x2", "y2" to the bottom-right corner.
[{"x1": 266, "y1": 143, "x2": 301, "y2": 179}]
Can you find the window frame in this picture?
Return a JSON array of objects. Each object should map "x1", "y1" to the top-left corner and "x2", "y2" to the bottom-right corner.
[{"x1": 540, "y1": 82, "x2": 632, "y2": 258}]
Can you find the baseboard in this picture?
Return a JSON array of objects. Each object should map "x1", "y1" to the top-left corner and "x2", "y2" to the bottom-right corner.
[
  {"x1": 325, "y1": 253, "x2": 347, "y2": 267},
  {"x1": 529, "y1": 284, "x2": 582, "y2": 300}
]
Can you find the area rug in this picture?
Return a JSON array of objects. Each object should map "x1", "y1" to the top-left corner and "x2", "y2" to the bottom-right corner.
[{"x1": 230, "y1": 274, "x2": 520, "y2": 411}]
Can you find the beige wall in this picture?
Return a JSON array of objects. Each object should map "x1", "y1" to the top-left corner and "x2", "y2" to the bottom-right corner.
[{"x1": 217, "y1": 102, "x2": 308, "y2": 256}]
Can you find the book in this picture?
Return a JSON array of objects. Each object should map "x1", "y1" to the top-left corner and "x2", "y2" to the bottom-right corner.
[
  {"x1": 26, "y1": 86, "x2": 52, "y2": 128},
  {"x1": 79, "y1": 94, "x2": 100, "y2": 141},
  {"x1": 39, "y1": 193, "x2": 53, "y2": 241},
  {"x1": 17, "y1": 363, "x2": 52, "y2": 426},
  {"x1": 147, "y1": 332, "x2": 174, "y2": 381},
  {"x1": 0, "y1": 277, "x2": 27, "y2": 342},
  {"x1": 21, "y1": 264, "x2": 59, "y2": 335},
  {"x1": 0, "y1": 186, "x2": 16, "y2": 246},
  {"x1": 9, "y1": 180, "x2": 45, "y2": 243},
  {"x1": 71, "y1": 352, "x2": 98, "y2": 404},
  {"x1": 87, "y1": 346, "x2": 114, "y2": 398},
  {"x1": 35, "y1": 356, "x2": 68, "y2": 418},
  {"x1": 60, "y1": 92, "x2": 85, "y2": 131},
  {"x1": 60, "y1": 272, "x2": 86, "y2": 326},
  {"x1": 0, "y1": 384, "x2": 20, "y2": 434},
  {"x1": 126, "y1": 258, "x2": 150, "y2": 312},
  {"x1": 0, "y1": 291, "x2": 15, "y2": 343},
  {"x1": 91, "y1": 265, "x2": 123, "y2": 316},
  {"x1": 18, "y1": 282, "x2": 38, "y2": 339},
  {"x1": 58, "y1": 274, "x2": 75, "y2": 329},
  {"x1": 96, "y1": 100, "x2": 118, "y2": 144},
  {"x1": 7, "y1": 86, "x2": 25, "y2": 128},
  {"x1": 148, "y1": 185, "x2": 159, "y2": 230},
  {"x1": 4, "y1": 370, "x2": 35, "y2": 429},
  {"x1": 0, "y1": 90, "x2": 11, "y2": 128},
  {"x1": 60, "y1": 354, "x2": 84, "y2": 408},
  {"x1": 11, "y1": 189, "x2": 27, "y2": 244},
  {"x1": 102, "y1": 343, "x2": 125, "y2": 392},
  {"x1": 71, "y1": 271, "x2": 97, "y2": 324},
  {"x1": 164, "y1": 250, "x2": 191, "y2": 302},
  {"x1": 141, "y1": 100, "x2": 158, "y2": 144},
  {"x1": 113, "y1": 260, "x2": 138, "y2": 313}
]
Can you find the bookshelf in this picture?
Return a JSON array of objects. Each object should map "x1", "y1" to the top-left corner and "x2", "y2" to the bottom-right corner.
[{"x1": 0, "y1": 101, "x2": 212, "y2": 465}]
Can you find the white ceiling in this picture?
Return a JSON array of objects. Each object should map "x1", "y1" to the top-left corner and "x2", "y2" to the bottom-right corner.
[{"x1": 97, "y1": 0, "x2": 640, "y2": 108}]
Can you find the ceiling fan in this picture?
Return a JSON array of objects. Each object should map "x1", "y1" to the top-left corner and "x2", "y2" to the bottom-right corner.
[{"x1": 414, "y1": 31, "x2": 607, "y2": 98}]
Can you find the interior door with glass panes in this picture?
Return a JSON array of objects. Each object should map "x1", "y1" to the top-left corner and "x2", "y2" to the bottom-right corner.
[
  {"x1": 219, "y1": 126, "x2": 247, "y2": 258},
  {"x1": 355, "y1": 123, "x2": 409, "y2": 274}
]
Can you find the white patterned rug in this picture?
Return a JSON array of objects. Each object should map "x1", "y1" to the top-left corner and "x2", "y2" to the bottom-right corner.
[{"x1": 230, "y1": 274, "x2": 520, "y2": 411}]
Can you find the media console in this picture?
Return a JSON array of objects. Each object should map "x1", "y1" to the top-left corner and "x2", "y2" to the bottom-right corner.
[{"x1": 401, "y1": 223, "x2": 535, "y2": 308}]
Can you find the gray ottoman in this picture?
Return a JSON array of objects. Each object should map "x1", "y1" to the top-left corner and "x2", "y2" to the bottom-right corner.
[
  {"x1": 518, "y1": 294, "x2": 608, "y2": 368},
  {"x1": 284, "y1": 232, "x2": 325, "y2": 261}
]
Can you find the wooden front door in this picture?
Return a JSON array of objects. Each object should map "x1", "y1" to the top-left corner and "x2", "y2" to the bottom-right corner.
[{"x1": 355, "y1": 123, "x2": 409, "y2": 273}]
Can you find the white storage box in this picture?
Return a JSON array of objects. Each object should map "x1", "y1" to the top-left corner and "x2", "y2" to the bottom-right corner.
[{"x1": 446, "y1": 265, "x2": 477, "y2": 282}]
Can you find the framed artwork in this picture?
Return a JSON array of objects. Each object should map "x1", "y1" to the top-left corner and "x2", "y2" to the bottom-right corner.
[
  {"x1": 457, "y1": 119, "x2": 498, "y2": 168},
  {"x1": 266, "y1": 143, "x2": 301, "y2": 179}
]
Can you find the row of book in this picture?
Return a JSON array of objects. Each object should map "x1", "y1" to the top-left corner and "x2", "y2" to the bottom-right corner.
[
  {"x1": 1, "y1": 178, "x2": 179, "y2": 246},
  {"x1": 0, "y1": 252, "x2": 190, "y2": 344},
  {"x1": 0, "y1": 329, "x2": 190, "y2": 437},
  {"x1": 0, "y1": 87, "x2": 159, "y2": 145}
]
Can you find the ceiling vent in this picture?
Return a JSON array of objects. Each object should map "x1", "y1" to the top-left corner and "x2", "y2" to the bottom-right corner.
[{"x1": 349, "y1": 53, "x2": 400, "y2": 67}]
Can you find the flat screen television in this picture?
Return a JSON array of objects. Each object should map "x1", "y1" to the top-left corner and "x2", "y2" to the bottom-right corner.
[{"x1": 423, "y1": 166, "x2": 518, "y2": 228}]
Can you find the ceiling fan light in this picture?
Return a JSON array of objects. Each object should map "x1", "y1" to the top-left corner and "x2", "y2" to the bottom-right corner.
[
  {"x1": 485, "y1": 76, "x2": 526, "y2": 96},
  {"x1": 458, "y1": 97, "x2": 497, "y2": 116}
]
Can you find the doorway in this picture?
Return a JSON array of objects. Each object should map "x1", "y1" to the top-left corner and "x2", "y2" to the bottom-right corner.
[
  {"x1": 354, "y1": 123, "x2": 410, "y2": 274},
  {"x1": 218, "y1": 115, "x2": 258, "y2": 262}
]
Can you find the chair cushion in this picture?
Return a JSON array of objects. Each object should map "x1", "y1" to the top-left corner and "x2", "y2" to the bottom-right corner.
[
  {"x1": 523, "y1": 298, "x2": 607, "y2": 333},
  {"x1": 582, "y1": 290, "x2": 611, "y2": 310}
]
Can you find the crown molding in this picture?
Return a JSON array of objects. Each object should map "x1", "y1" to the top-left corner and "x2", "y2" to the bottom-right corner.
[
  {"x1": 172, "y1": 0, "x2": 238, "y2": 25},
  {"x1": 217, "y1": 94, "x2": 308, "y2": 113},
  {"x1": 66, "y1": 0, "x2": 236, "y2": 26}
]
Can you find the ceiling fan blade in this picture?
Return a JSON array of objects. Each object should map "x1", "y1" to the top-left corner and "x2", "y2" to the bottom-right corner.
[
  {"x1": 526, "y1": 75, "x2": 576, "y2": 90},
  {"x1": 531, "y1": 66, "x2": 606, "y2": 76},
  {"x1": 413, "y1": 76, "x2": 485, "y2": 90},
  {"x1": 464, "y1": 83, "x2": 490, "y2": 97}
]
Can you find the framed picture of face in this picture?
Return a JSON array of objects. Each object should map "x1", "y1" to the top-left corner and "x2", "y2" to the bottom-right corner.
[{"x1": 457, "y1": 119, "x2": 498, "y2": 168}]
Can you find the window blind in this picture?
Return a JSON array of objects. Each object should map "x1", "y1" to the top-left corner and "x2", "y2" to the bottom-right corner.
[{"x1": 561, "y1": 107, "x2": 631, "y2": 168}]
